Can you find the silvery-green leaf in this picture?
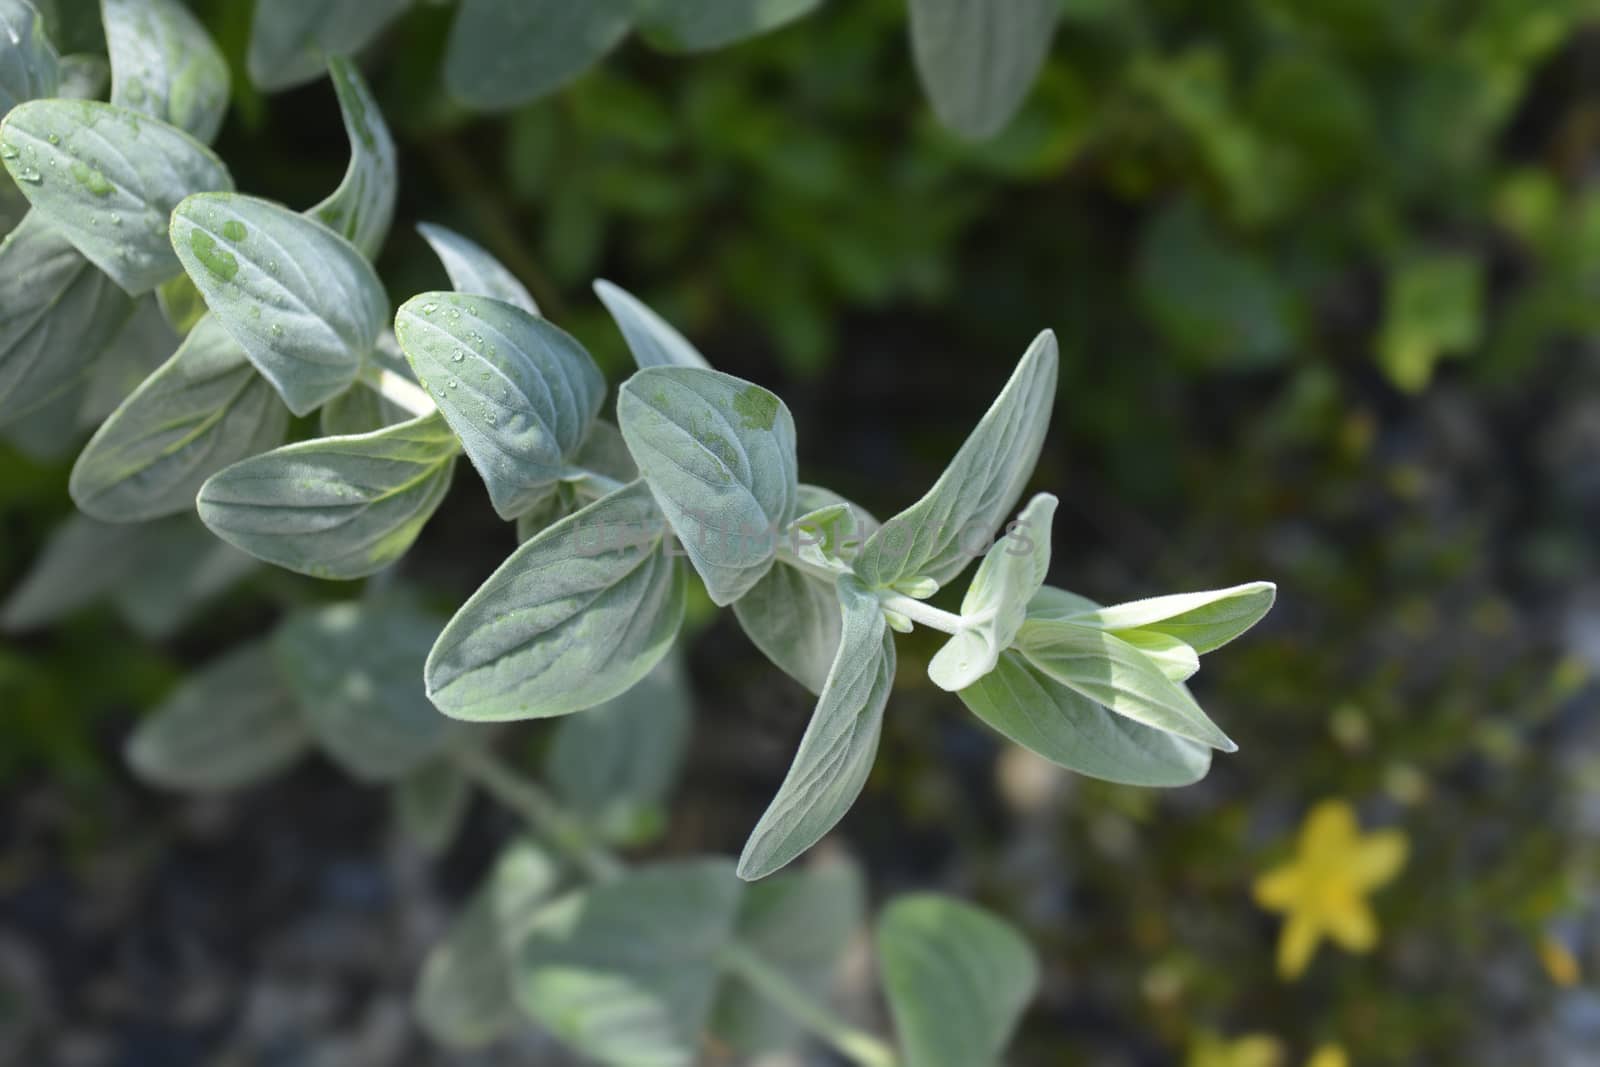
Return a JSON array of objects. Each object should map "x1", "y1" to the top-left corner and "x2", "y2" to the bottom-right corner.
[
  {"x1": 55, "y1": 53, "x2": 108, "y2": 100},
  {"x1": 1024, "y1": 584, "x2": 1098, "y2": 619},
  {"x1": 396, "y1": 758, "x2": 472, "y2": 857},
  {"x1": 618, "y1": 366, "x2": 797, "y2": 605},
  {"x1": 909, "y1": 0, "x2": 1057, "y2": 141},
  {"x1": 275, "y1": 599, "x2": 461, "y2": 782},
  {"x1": 444, "y1": 0, "x2": 632, "y2": 109},
  {"x1": 311, "y1": 56, "x2": 394, "y2": 259},
  {"x1": 510, "y1": 858, "x2": 743, "y2": 1067},
  {"x1": 852, "y1": 330, "x2": 1057, "y2": 589},
  {"x1": 111, "y1": 516, "x2": 257, "y2": 638},
  {"x1": 877, "y1": 894, "x2": 1039, "y2": 1067},
  {"x1": 419, "y1": 221, "x2": 537, "y2": 314},
  {"x1": 0, "y1": 0, "x2": 58, "y2": 114},
  {"x1": 155, "y1": 271, "x2": 204, "y2": 333},
  {"x1": 1047, "y1": 581, "x2": 1277, "y2": 654},
  {"x1": 1118, "y1": 630, "x2": 1200, "y2": 683},
  {"x1": 593, "y1": 278, "x2": 709, "y2": 370},
  {"x1": 546, "y1": 652, "x2": 691, "y2": 845},
  {"x1": 633, "y1": 0, "x2": 820, "y2": 52},
  {"x1": 416, "y1": 839, "x2": 562, "y2": 1049},
  {"x1": 319, "y1": 332, "x2": 414, "y2": 436},
  {"x1": 427, "y1": 480, "x2": 686, "y2": 721},
  {"x1": 928, "y1": 492, "x2": 1056, "y2": 692},
  {"x1": 247, "y1": 0, "x2": 408, "y2": 92},
  {"x1": 570, "y1": 416, "x2": 637, "y2": 485},
  {"x1": 712, "y1": 861, "x2": 864, "y2": 1055},
  {"x1": 196, "y1": 411, "x2": 458, "y2": 580},
  {"x1": 1014, "y1": 620, "x2": 1236, "y2": 751},
  {"x1": 125, "y1": 641, "x2": 308, "y2": 791},
  {"x1": 0, "y1": 511, "x2": 175, "y2": 630},
  {"x1": 102, "y1": 0, "x2": 229, "y2": 142},
  {"x1": 71, "y1": 314, "x2": 288, "y2": 521},
  {"x1": 0, "y1": 99, "x2": 232, "y2": 294},
  {"x1": 958, "y1": 650, "x2": 1212, "y2": 787},
  {"x1": 76, "y1": 292, "x2": 177, "y2": 424},
  {"x1": 3, "y1": 380, "x2": 83, "y2": 458},
  {"x1": 0, "y1": 213, "x2": 132, "y2": 422},
  {"x1": 738, "y1": 576, "x2": 895, "y2": 881},
  {"x1": 514, "y1": 481, "x2": 579, "y2": 544},
  {"x1": 395, "y1": 291, "x2": 605, "y2": 519},
  {"x1": 171, "y1": 192, "x2": 385, "y2": 415}
]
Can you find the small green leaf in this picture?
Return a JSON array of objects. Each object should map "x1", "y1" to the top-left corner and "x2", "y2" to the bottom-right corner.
[
  {"x1": 419, "y1": 221, "x2": 538, "y2": 314},
  {"x1": 1118, "y1": 630, "x2": 1200, "y2": 682},
  {"x1": 510, "y1": 858, "x2": 744, "y2": 1067},
  {"x1": 1377, "y1": 253, "x2": 1483, "y2": 392},
  {"x1": 76, "y1": 293, "x2": 180, "y2": 425},
  {"x1": 110, "y1": 515, "x2": 257, "y2": 638},
  {"x1": 852, "y1": 330, "x2": 1057, "y2": 589},
  {"x1": 0, "y1": 512, "x2": 177, "y2": 630},
  {"x1": 928, "y1": 492, "x2": 1056, "y2": 691},
  {"x1": 415, "y1": 839, "x2": 563, "y2": 1049},
  {"x1": 155, "y1": 271, "x2": 207, "y2": 335},
  {"x1": 275, "y1": 599, "x2": 461, "y2": 782},
  {"x1": 633, "y1": 0, "x2": 820, "y2": 52},
  {"x1": 958, "y1": 651, "x2": 1212, "y2": 786},
  {"x1": 395, "y1": 291, "x2": 606, "y2": 520},
  {"x1": 1014, "y1": 620, "x2": 1237, "y2": 751},
  {"x1": 396, "y1": 758, "x2": 472, "y2": 857},
  {"x1": 1036, "y1": 581, "x2": 1277, "y2": 654},
  {"x1": 196, "y1": 411, "x2": 458, "y2": 580},
  {"x1": 171, "y1": 192, "x2": 386, "y2": 415},
  {"x1": 126, "y1": 641, "x2": 308, "y2": 792},
  {"x1": 102, "y1": 0, "x2": 230, "y2": 143},
  {"x1": 909, "y1": 0, "x2": 1058, "y2": 140},
  {"x1": 71, "y1": 314, "x2": 289, "y2": 521},
  {"x1": 593, "y1": 278, "x2": 711, "y2": 370},
  {"x1": 312, "y1": 56, "x2": 395, "y2": 259},
  {"x1": 738, "y1": 576, "x2": 895, "y2": 880},
  {"x1": 877, "y1": 894, "x2": 1039, "y2": 1067},
  {"x1": 444, "y1": 0, "x2": 633, "y2": 109},
  {"x1": 0, "y1": 0, "x2": 58, "y2": 115},
  {"x1": 427, "y1": 480, "x2": 686, "y2": 721},
  {"x1": 0, "y1": 100, "x2": 232, "y2": 294},
  {"x1": 246, "y1": 0, "x2": 408, "y2": 92},
  {"x1": 618, "y1": 366, "x2": 798, "y2": 605}
]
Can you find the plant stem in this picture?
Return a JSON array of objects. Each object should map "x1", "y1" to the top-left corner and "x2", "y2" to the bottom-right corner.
[
  {"x1": 451, "y1": 746, "x2": 622, "y2": 882},
  {"x1": 717, "y1": 942, "x2": 900, "y2": 1067},
  {"x1": 359, "y1": 364, "x2": 437, "y2": 418},
  {"x1": 773, "y1": 546, "x2": 967, "y2": 635}
]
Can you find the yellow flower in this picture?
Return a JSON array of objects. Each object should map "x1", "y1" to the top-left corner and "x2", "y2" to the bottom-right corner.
[
  {"x1": 1539, "y1": 934, "x2": 1581, "y2": 988},
  {"x1": 1253, "y1": 799, "x2": 1409, "y2": 979},
  {"x1": 1187, "y1": 1031, "x2": 1285, "y2": 1067},
  {"x1": 1306, "y1": 1045, "x2": 1349, "y2": 1067}
]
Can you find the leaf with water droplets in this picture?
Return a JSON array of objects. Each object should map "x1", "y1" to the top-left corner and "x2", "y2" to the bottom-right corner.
[
  {"x1": 395, "y1": 291, "x2": 605, "y2": 520},
  {"x1": 171, "y1": 192, "x2": 386, "y2": 415},
  {"x1": 312, "y1": 56, "x2": 395, "y2": 259},
  {"x1": 102, "y1": 0, "x2": 230, "y2": 143},
  {"x1": 0, "y1": 0, "x2": 58, "y2": 115},
  {"x1": 0, "y1": 99, "x2": 232, "y2": 294},
  {"x1": 246, "y1": 0, "x2": 408, "y2": 92},
  {"x1": 419, "y1": 222, "x2": 538, "y2": 314},
  {"x1": 71, "y1": 314, "x2": 289, "y2": 522},
  {"x1": 196, "y1": 411, "x2": 459, "y2": 580},
  {"x1": 445, "y1": 0, "x2": 633, "y2": 109},
  {"x1": 593, "y1": 278, "x2": 709, "y2": 370}
]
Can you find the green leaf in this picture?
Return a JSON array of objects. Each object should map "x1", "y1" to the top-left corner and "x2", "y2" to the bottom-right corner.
[
  {"x1": 569, "y1": 416, "x2": 638, "y2": 486},
  {"x1": 1036, "y1": 581, "x2": 1276, "y2": 654},
  {"x1": 171, "y1": 192, "x2": 386, "y2": 415},
  {"x1": 0, "y1": 213, "x2": 133, "y2": 422},
  {"x1": 958, "y1": 650, "x2": 1212, "y2": 786},
  {"x1": 877, "y1": 894, "x2": 1039, "y2": 1067},
  {"x1": 419, "y1": 221, "x2": 538, "y2": 314},
  {"x1": 395, "y1": 758, "x2": 472, "y2": 857},
  {"x1": 633, "y1": 0, "x2": 820, "y2": 52},
  {"x1": 110, "y1": 515, "x2": 257, "y2": 638},
  {"x1": 545, "y1": 652, "x2": 692, "y2": 845},
  {"x1": 312, "y1": 56, "x2": 395, "y2": 259},
  {"x1": 125, "y1": 641, "x2": 308, "y2": 792},
  {"x1": 275, "y1": 599, "x2": 461, "y2": 782},
  {"x1": 510, "y1": 858, "x2": 743, "y2": 1067},
  {"x1": 444, "y1": 0, "x2": 633, "y2": 109},
  {"x1": 618, "y1": 366, "x2": 798, "y2": 605},
  {"x1": 395, "y1": 291, "x2": 605, "y2": 520},
  {"x1": 737, "y1": 576, "x2": 895, "y2": 880},
  {"x1": 0, "y1": 512, "x2": 177, "y2": 630},
  {"x1": 102, "y1": 0, "x2": 230, "y2": 143},
  {"x1": 415, "y1": 839, "x2": 563, "y2": 1049},
  {"x1": 155, "y1": 271, "x2": 205, "y2": 334},
  {"x1": 1377, "y1": 253, "x2": 1483, "y2": 392},
  {"x1": 909, "y1": 0, "x2": 1057, "y2": 140},
  {"x1": 1014, "y1": 620, "x2": 1237, "y2": 751},
  {"x1": 593, "y1": 279, "x2": 710, "y2": 370},
  {"x1": 55, "y1": 52, "x2": 109, "y2": 101},
  {"x1": 427, "y1": 480, "x2": 686, "y2": 721},
  {"x1": 0, "y1": 100, "x2": 232, "y2": 294},
  {"x1": 76, "y1": 292, "x2": 179, "y2": 425},
  {"x1": 928, "y1": 492, "x2": 1056, "y2": 692},
  {"x1": 318, "y1": 332, "x2": 415, "y2": 436},
  {"x1": 71, "y1": 314, "x2": 289, "y2": 521},
  {"x1": 246, "y1": 0, "x2": 409, "y2": 92},
  {"x1": 196, "y1": 411, "x2": 458, "y2": 580},
  {"x1": 712, "y1": 861, "x2": 864, "y2": 1055},
  {"x1": 852, "y1": 330, "x2": 1057, "y2": 590},
  {"x1": 0, "y1": 0, "x2": 58, "y2": 115}
]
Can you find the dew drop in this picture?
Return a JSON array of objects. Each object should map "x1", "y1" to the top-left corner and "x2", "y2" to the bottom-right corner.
[
  {"x1": 14, "y1": 166, "x2": 41, "y2": 183},
  {"x1": 447, "y1": 378, "x2": 459, "y2": 390},
  {"x1": 0, "y1": 144, "x2": 16, "y2": 160},
  {"x1": 421, "y1": 302, "x2": 437, "y2": 315},
  {"x1": 46, "y1": 133, "x2": 59, "y2": 145}
]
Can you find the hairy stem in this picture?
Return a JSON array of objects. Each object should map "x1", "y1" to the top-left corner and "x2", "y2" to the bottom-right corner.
[
  {"x1": 718, "y1": 942, "x2": 900, "y2": 1067},
  {"x1": 359, "y1": 364, "x2": 437, "y2": 418},
  {"x1": 773, "y1": 545, "x2": 967, "y2": 635}
]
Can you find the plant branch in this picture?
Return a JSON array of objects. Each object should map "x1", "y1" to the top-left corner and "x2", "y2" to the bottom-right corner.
[
  {"x1": 359, "y1": 364, "x2": 437, "y2": 418},
  {"x1": 717, "y1": 941, "x2": 900, "y2": 1067},
  {"x1": 773, "y1": 545, "x2": 967, "y2": 635}
]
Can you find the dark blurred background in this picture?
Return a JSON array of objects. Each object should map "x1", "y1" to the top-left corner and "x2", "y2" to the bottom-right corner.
[{"x1": 3, "y1": 0, "x2": 1600, "y2": 1064}]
